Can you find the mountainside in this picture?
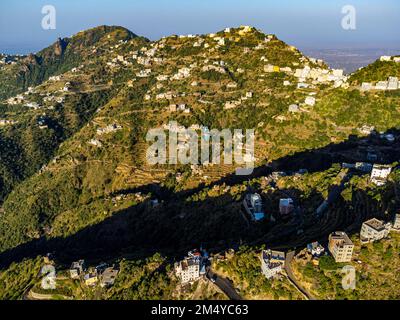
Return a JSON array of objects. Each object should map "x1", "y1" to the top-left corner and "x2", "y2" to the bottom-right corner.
[
  {"x1": 0, "y1": 26, "x2": 148, "y2": 202},
  {"x1": 0, "y1": 25, "x2": 400, "y2": 300}
]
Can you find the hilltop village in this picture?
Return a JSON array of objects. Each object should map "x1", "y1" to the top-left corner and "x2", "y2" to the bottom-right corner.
[{"x1": 0, "y1": 25, "x2": 400, "y2": 300}]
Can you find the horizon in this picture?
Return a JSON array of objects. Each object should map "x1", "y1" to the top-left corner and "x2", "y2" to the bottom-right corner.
[{"x1": 1, "y1": 0, "x2": 400, "y2": 55}]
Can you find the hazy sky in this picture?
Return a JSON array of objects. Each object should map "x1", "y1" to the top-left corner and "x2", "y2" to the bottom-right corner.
[{"x1": 0, "y1": 0, "x2": 399, "y2": 54}]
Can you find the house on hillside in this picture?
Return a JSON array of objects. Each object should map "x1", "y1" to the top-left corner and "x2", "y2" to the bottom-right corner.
[
  {"x1": 243, "y1": 193, "x2": 265, "y2": 221},
  {"x1": 307, "y1": 242, "x2": 325, "y2": 257},
  {"x1": 392, "y1": 214, "x2": 400, "y2": 231},
  {"x1": 304, "y1": 96, "x2": 316, "y2": 106},
  {"x1": 260, "y1": 250, "x2": 285, "y2": 279},
  {"x1": 70, "y1": 260, "x2": 86, "y2": 279},
  {"x1": 84, "y1": 273, "x2": 98, "y2": 286},
  {"x1": 380, "y1": 56, "x2": 392, "y2": 62},
  {"x1": 100, "y1": 267, "x2": 119, "y2": 288},
  {"x1": 370, "y1": 164, "x2": 392, "y2": 186},
  {"x1": 328, "y1": 232, "x2": 354, "y2": 263},
  {"x1": 175, "y1": 250, "x2": 204, "y2": 284},
  {"x1": 360, "y1": 218, "x2": 391, "y2": 243},
  {"x1": 279, "y1": 198, "x2": 294, "y2": 216}
]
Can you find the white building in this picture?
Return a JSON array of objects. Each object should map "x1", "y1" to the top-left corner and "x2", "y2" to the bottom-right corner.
[
  {"x1": 175, "y1": 256, "x2": 201, "y2": 284},
  {"x1": 361, "y1": 82, "x2": 372, "y2": 91},
  {"x1": 243, "y1": 193, "x2": 265, "y2": 221},
  {"x1": 375, "y1": 81, "x2": 388, "y2": 90},
  {"x1": 304, "y1": 96, "x2": 316, "y2": 106},
  {"x1": 288, "y1": 104, "x2": 300, "y2": 113},
  {"x1": 360, "y1": 218, "x2": 391, "y2": 243},
  {"x1": 387, "y1": 77, "x2": 399, "y2": 90},
  {"x1": 380, "y1": 56, "x2": 392, "y2": 62},
  {"x1": 261, "y1": 250, "x2": 285, "y2": 279},
  {"x1": 370, "y1": 164, "x2": 392, "y2": 186},
  {"x1": 307, "y1": 242, "x2": 325, "y2": 257},
  {"x1": 392, "y1": 214, "x2": 400, "y2": 231}
]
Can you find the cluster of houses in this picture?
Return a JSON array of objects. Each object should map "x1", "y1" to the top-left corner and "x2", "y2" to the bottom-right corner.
[
  {"x1": 69, "y1": 259, "x2": 119, "y2": 288},
  {"x1": 243, "y1": 192, "x2": 297, "y2": 223},
  {"x1": 0, "y1": 119, "x2": 17, "y2": 126},
  {"x1": 358, "y1": 56, "x2": 400, "y2": 91},
  {"x1": 361, "y1": 77, "x2": 399, "y2": 92},
  {"x1": 379, "y1": 56, "x2": 400, "y2": 63},
  {"x1": 259, "y1": 211, "x2": 400, "y2": 280},
  {"x1": 96, "y1": 123, "x2": 122, "y2": 135},
  {"x1": 0, "y1": 54, "x2": 21, "y2": 66},
  {"x1": 342, "y1": 162, "x2": 392, "y2": 186},
  {"x1": 224, "y1": 91, "x2": 254, "y2": 110},
  {"x1": 174, "y1": 248, "x2": 208, "y2": 284}
]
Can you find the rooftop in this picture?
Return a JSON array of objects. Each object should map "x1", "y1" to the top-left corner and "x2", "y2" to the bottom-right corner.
[{"x1": 363, "y1": 218, "x2": 387, "y2": 231}]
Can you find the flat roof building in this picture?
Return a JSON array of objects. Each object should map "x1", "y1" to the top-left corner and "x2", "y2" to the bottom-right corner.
[
  {"x1": 360, "y1": 218, "x2": 391, "y2": 243},
  {"x1": 328, "y1": 232, "x2": 354, "y2": 263},
  {"x1": 261, "y1": 250, "x2": 285, "y2": 279}
]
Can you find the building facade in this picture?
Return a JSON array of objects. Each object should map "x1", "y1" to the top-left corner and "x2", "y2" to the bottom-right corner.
[
  {"x1": 261, "y1": 250, "x2": 285, "y2": 279},
  {"x1": 360, "y1": 218, "x2": 391, "y2": 243},
  {"x1": 175, "y1": 257, "x2": 201, "y2": 284},
  {"x1": 328, "y1": 232, "x2": 354, "y2": 263}
]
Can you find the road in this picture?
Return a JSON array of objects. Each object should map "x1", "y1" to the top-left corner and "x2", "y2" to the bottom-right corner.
[
  {"x1": 284, "y1": 251, "x2": 315, "y2": 300},
  {"x1": 206, "y1": 270, "x2": 242, "y2": 300}
]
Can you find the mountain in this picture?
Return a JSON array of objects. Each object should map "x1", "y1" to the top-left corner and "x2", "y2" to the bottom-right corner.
[
  {"x1": 0, "y1": 25, "x2": 400, "y2": 300},
  {"x1": 0, "y1": 26, "x2": 148, "y2": 203}
]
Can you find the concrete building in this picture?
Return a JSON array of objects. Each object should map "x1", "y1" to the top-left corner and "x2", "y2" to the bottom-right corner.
[
  {"x1": 243, "y1": 193, "x2": 265, "y2": 221},
  {"x1": 279, "y1": 198, "x2": 294, "y2": 215},
  {"x1": 69, "y1": 260, "x2": 86, "y2": 279},
  {"x1": 360, "y1": 218, "x2": 391, "y2": 243},
  {"x1": 392, "y1": 214, "x2": 400, "y2": 231},
  {"x1": 84, "y1": 273, "x2": 98, "y2": 286},
  {"x1": 328, "y1": 231, "x2": 354, "y2": 263},
  {"x1": 387, "y1": 77, "x2": 399, "y2": 90},
  {"x1": 361, "y1": 82, "x2": 372, "y2": 91},
  {"x1": 370, "y1": 165, "x2": 392, "y2": 186},
  {"x1": 100, "y1": 267, "x2": 119, "y2": 288},
  {"x1": 380, "y1": 56, "x2": 392, "y2": 62},
  {"x1": 288, "y1": 104, "x2": 300, "y2": 113},
  {"x1": 261, "y1": 250, "x2": 285, "y2": 279},
  {"x1": 304, "y1": 96, "x2": 316, "y2": 106},
  {"x1": 175, "y1": 255, "x2": 201, "y2": 284},
  {"x1": 375, "y1": 81, "x2": 388, "y2": 90},
  {"x1": 307, "y1": 242, "x2": 325, "y2": 257}
]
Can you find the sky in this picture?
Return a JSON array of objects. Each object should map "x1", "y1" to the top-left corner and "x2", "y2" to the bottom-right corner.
[{"x1": 0, "y1": 0, "x2": 399, "y2": 54}]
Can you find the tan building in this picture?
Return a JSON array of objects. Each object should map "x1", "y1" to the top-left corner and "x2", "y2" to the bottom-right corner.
[
  {"x1": 328, "y1": 231, "x2": 354, "y2": 263},
  {"x1": 360, "y1": 218, "x2": 391, "y2": 243}
]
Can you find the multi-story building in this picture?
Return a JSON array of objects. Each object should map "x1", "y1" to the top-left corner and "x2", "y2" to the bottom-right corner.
[
  {"x1": 260, "y1": 250, "x2": 285, "y2": 279},
  {"x1": 370, "y1": 165, "x2": 392, "y2": 186},
  {"x1": 243, "y1": 193, "x2": 265, "y2": 221},
  {"x1": 175, "y1": 255, "x2": 201, "y2": 284},
  {"x1": 328, "y1": 232, "x2": 354, "y2": 263},
  {"x1": 360, "y1": 218, "x2": 391, "y2": 243}
]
